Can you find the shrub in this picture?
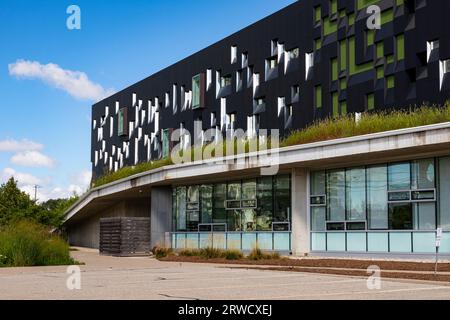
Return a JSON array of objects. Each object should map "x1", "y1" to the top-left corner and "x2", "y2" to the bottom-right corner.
[
  {"x1": 223, "y1": 249, "x2": 243, "y2": 260},
  {"x1": 247, "y1": 248, "x2": 281, "y2": 261},
  {"x1": 0, "y1": 221, "x2": 76, "y2": 267},
  {"x1": 152, "y1": 246, "x2": 173, "y2": 259},
  {"x1": 199, "y1": 247, "x2": 224, "y2": 259},
  {"x1": 179, "y1": 249, "x2": 201, "y2": 257}
]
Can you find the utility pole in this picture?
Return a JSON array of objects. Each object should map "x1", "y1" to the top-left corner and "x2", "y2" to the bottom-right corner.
[{"x1": 34, "y1": 185, "x2": 41, "y2": 202}]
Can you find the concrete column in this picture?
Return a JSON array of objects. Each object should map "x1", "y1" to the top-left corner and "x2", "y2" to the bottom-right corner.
[
  {"x1": 291, "y1": 168, "x2": 310, "y2": 256},
  {"x1": 151, "y1": 187, "x2": 173, "y2": 248}
]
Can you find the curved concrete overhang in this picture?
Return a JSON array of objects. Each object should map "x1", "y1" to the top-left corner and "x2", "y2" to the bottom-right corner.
[{"x1": 64, "y1": 122, "x2": 450, "y2": 225}]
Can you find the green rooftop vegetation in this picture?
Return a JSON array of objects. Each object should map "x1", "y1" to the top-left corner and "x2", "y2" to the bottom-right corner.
[{"x1": 92, "y1": 103, "x2": 450, "y2": 189}]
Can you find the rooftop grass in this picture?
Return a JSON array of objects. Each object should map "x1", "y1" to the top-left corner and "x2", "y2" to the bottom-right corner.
[{"x1": 92, "y1": 104, "x2": 450, "y2": 188}]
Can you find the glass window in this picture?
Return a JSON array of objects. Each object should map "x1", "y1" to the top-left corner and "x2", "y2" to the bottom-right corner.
[
  {"x1": 367, "y1": 165, "x2": 388, "y2": 229},
  {"x1": 388, "y1": 163, "x2": 411, "y2": 190},
  {"x1": 192, "y1": 74, "x2": 201, "y2": 109},
  {"x1": 175, "y1": 187, "x2": 187, "y2": 231},
  {"x1": 413, "y1": 203, "x2": 436, "y2": 230},
  {"x1": 274, "y1": 175, "x2": 291, "y2": 223},
  {"x1": 213, "y1": 184, "x2": 227, "y2": 227},
  {"x1": 389, "y1": 203, "x2": 413, "y2": 230},
  {"x1": 162, "y1": 129, "x2": 170, "y2": 158},
  {"x1": 268, "y1": 57, "x2": 278, "y2": 69},
  {"x1": 327, "y1": 170, "x2": 345, "y2": 221},
  {"x1": 227, "y1": 209, "x2": 241, "y2": 232},
  {"x1": 200, "y1": 185, "x2": 213, "y2": 224},
  {"x1": 411, "y1": 158, "x2": 435, "y2": 190},
  {"x1": 187, "y1": 186, "x2": 199, "y2": 204},
  {"x1": 311, "y1": 207, "x2": 326, "y2": 231},
  {"x1": 242, "y1": 180, "x2": 256, "y2": 200},
  {"x1": 241, "y1": 209, "x2": 257, "y2": 231},
  {"x1": 227, "y1": 182, "x2": 241, "y2": 200},
  {"x1": 257, "y1": 177, "x2": 273, "y2": 231},
  {"x1": 220, "y1": 75, "x2": 232, "y2": 87},
  {"x1": 311, "y1": 171, "x2": 325, "y2": 195},
  {"x1": 439, "y1": 157, "x2": 450, "y2": 230},
  {"x1": 117, "y1": 108, "x2": 127, "y2": 136},
  {"x1": 346, "y1": 168, "x2": 366, "y2": 221}
]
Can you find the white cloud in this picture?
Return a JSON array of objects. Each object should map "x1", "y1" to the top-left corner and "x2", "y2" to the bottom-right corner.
[
  {"x1": 2, "y1": 168, "x2": 41, "y2": 186},
  {"x1": 10, "y1": 151, "x2": 56, "y2": 168},
  {"x1": 8, "y1": 59, "x2": 115, "y2": 102},
  {"x1": 1, "y1": 168, "x2": 91, "y2": 202},
  {"x1": 71, "y1": 170, "x2": 92, "y2": 187},
  {"x1": 0, "y1": 139, "x2": 43, "y2": 153}
]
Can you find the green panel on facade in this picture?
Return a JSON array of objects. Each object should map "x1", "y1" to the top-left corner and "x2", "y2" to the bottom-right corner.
[
  {"x1": 340, "y1": 101, "x2": 347, "y2": 115},
  {"x1": 331, "y1": 58, "x2": 338, "y2": 81},
  {"x1": 315, "y1": 38, "x2": 322, "y2": 50},
  {"x1": 332, "y1": 92, "x2": 339, "y2": 117},
  {"x1": 357, "y1": 0, "x2": 380, "y2": 10},
  {"x1": 367, "y1": 30, "x2": 375, "y2": 46},
  {"x1": 315, "y1": 86, "x2": 322, "y2": 108},
  {"x1": 340, "y1": 40, "x2": 347, "y2": 71},
  {"x1": 387, "y1": 75, "x2": 395, "y2": 89},
  {"x1": 396, "y1": 34, "x2": 405, "y2": 60},
  {"x1": 376, "y1": 66, "x2": 384, "y2": 80},
  {"x1": 367, "y1": 93, "x2": 375, "y2": 111},
  {"x1": 381, "y1": 9, "x2": 394, "y2": 25},
  {"x1": 376, "y1": 42, "x2": 384, "y2": 59},
  {"x1": 323, "y1": 18, "x2": 338, "y2": 36},
  {"x1": 349, "y1": 37, "x2": 373, "y2": 75},
  {"x1": 330, "y1": 0, "x2": 337, "y2": 14},
  {"x1": 314, "y1": 6, "x2": 321, "y2": 23}
]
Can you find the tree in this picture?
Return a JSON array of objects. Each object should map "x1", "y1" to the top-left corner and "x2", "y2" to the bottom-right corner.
[
  {"x1": 0, "y1": 178, "x2": 42, "y2": 226},
  {"x1": 0, "y1": 178, "x2": 79, "y2": 228},
  {"x1": 39, "y1": 196, "x2": 79, "y2": 228}
]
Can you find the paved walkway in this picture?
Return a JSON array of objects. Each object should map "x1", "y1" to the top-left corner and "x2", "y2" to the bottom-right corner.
[{"x1": 0, "y1": 248, "x2": 449, "y2": 300}]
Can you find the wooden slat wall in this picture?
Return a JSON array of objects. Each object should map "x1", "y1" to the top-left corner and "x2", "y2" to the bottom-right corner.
[{"x1": 100, "y1": 217, "x2": 151, "y2": 257}]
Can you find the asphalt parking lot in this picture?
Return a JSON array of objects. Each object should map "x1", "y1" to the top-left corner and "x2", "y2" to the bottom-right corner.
[{"x1": 0, "y1": 248, "x2": 449, "y2": 300}]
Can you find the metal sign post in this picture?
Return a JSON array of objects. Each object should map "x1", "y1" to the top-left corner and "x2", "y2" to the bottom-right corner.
[{"x1": 435, "y1": 228, "x2": 443, "y2": 276}]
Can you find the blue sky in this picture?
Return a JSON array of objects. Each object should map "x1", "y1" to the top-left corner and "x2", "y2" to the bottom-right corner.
[{"x1": 0, "y1": 0, "x2": 295, "y2": 201}]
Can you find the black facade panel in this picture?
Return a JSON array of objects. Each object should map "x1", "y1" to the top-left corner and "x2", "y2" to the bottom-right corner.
[{"x1": 91, "y1": 0, "x2": 450, "y2": 179}]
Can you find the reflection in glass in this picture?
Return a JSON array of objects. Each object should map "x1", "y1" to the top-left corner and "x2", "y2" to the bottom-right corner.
[
  {"x1": 327, "y1": 170, "x2": 345, "y2": 221},
  {"x1": 257, "y1": 177, "x2": 273, "y2": 231},
  {"x1": 200, "y1": 185, "x2": 213, "y2": 224},
  {"x1": 241, "y1": 209, "x2": 256, "y2": 231},
  {"x1": 242, "y1": 180, "x2": 257, "y2": 199},
  {"x1": 367, "y1": 165, "x2": 388, "y2": 229},
  {"x1": 389, "y1": 203, "x2": 412, "y2": 230},
  {"x1": 176, "y1": 187, "x2": 187, "y2": 231},
  {"x1": 227, "y1": 182, "x2": 241, "y2": 200},
  {"x1": 311, "y1": 207, "x2": 326, "y2": 231},
  {"x1": 388, "y1": 163, "x2": 410, "y2": 190},
  {"x1": 346, "y1": 168, "x2": 366, "y2": 221},
  {"x1": 413, "y1": 203, "x2": 436, "y2": 230},
  {"x1": 311, "y1": 171, "x2": 325, "y2": 195},
  {"x1": 213, "y1": 184, "x2": 227, "y2": 226},
  {"x1": 274, "y1": 175, "x2": 291, "y2": 223},
  {"x1": 439, "y1": 157, "x2": 450, "y2": 230},
  {"x1": 411, "y1": 159, "x2": 435, "y2": 190},
  {"x1": 227, "y1": 209, "x2": 241, "y2": 231}
]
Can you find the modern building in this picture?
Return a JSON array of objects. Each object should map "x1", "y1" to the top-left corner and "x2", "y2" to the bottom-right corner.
[{"x1": 65, "y1": 0, "x2": 450, "y2": 257}]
